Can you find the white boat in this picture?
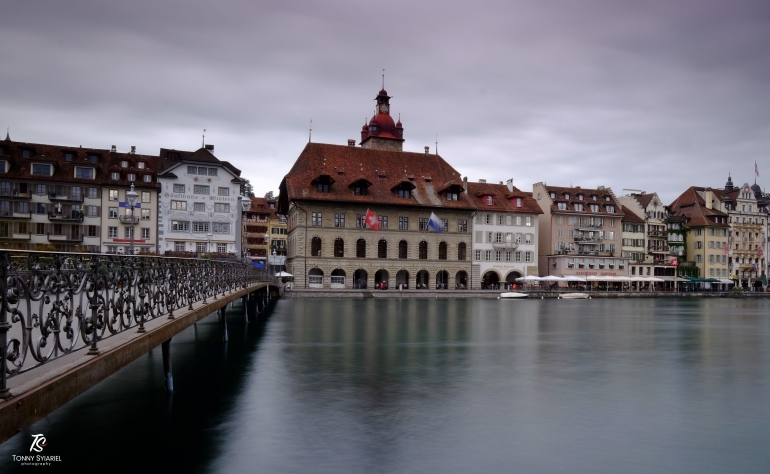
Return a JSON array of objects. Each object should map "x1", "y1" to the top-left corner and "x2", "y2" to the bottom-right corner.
[
  {"x1": 558, "y1": 293, "x2": 590, "y2": 299},
  {"x1": 499, "y1": 292, "x2": 529, "y2": 299}
]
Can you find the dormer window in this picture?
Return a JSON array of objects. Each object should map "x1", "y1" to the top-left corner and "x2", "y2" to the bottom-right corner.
[
  {"x1": 121, "y1": 160, "x2": 128, "y2": 168},
  {"x1": 485, "y1": 196, "x2": 493, "y2": 205},
  {"x1": 397, "y1": 188, "x2": 411, "y2": 199},
  {"x1": 349, "y1": 178, "x2": 371, "y2": 196},
  {"x1": 446, "y1": 192, "x2": 459, "y2": 201},
  {"x1": 577, "y1": 194, "x2": 583, "y2": 200},
  {"x1": 111, "y1": 172, "x2": 120, "y2": 180},
  {"x1": 564, "y1": 193, "x2": 570, "y2": 199},
  {"x1": 137, "y1": 162, "x2": 145, "y2": 169},
  {"x1": 605, "y1": 196, "x2": 611, "y2": 201},
  {"x1": 127, "y1": 173, "x2": 136, "y2": 182},
  {"x1": 590, "y1": 194, "x2": 597, "y2": 200},
  {"x1": 89, "y1": 154, "x2": 99, "y2": 164},
  {"x1": 607, "y1": 205, "x2": 615, "y2": 213},
  {"x1": 0, "y1": 161, "x2": 6, "y2": 173},
  {"x1": 143, "y1": 174, "x2": 152, "y2": 182},
  {"x1": 317, "y1": 183, "x2": 329, "y2": 193},
  {"x1": 22, "y1": 149, "x2": 31, "y2": 159},
  {"x1": 515, "y1": 198, "x2": 522, "y2": 207},
  {"x1": 74, "y1": 167, "x2": 95, "y2": 179},
  {"x1": 574, "y1": 203, "x2": 584, "y2": 211},
  {"x1": 31, "y1": 163, "x2": 53, "y2": 176},
  {"x1": 312, "y1": 174, "x2": 334, "y2": 194},
  {"x1": 557, "y1": 202, "x2": 567, "y2": 210},
  {"x1": 354, "y1": 186, "x2": 368, "y2": 196},
  {"x1": 590, "y1": 204, "x2": 599, "y2": 212},
  {"x1": 64, "y1": 152, "x2": 74, "y2": 162}
]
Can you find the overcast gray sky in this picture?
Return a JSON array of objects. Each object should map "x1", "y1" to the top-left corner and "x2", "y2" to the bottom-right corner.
[{"x1": 2, "y1": 0, "x2": 769, "y2": 203}]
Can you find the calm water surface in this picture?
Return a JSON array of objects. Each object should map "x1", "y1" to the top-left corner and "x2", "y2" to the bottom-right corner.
[{"x1": 1, "y1": 298, "x2": 769, "y2": 473}]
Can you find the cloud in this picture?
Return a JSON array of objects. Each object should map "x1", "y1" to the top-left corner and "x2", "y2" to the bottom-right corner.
[{"x1": 1, "y1": 0, "x2": 769, "y2": 202}]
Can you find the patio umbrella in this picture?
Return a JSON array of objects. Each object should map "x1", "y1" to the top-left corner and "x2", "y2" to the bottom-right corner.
[
  {"x1": 564, "y1": 276, "x2": 586, "y2": 282},
  {"x1": 275, "y1": 271, "x2": 293, "y2": 277}
]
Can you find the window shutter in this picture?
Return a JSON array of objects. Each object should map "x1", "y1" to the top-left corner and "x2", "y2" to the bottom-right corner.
[{"x1": 475, "y1": 231, "x2": 482, "y2": 243}]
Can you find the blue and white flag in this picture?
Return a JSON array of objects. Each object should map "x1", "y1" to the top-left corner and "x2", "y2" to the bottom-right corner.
[{"x1": 427, "y1": 212, "x2": 444, "y2": 232}]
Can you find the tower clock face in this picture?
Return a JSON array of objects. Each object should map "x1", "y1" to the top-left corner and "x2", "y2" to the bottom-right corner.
[{"x1": 380, "y1": 104, "x2": 389, "y2": 113}]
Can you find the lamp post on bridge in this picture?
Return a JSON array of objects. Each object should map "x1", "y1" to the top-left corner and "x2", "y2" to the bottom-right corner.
[
  {"x1": 264, "y1": 232, "x2": 270, "y2": 273},
  {"x1": 125, "y1": 184, "x2": 139, "y2": 255}
]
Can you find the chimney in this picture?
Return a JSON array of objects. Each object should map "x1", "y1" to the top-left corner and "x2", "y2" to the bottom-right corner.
[
  {"x1": 463, "y1": 176, "x2": 468, "y2": 193},
  {"x1": 506, "y1": 178, "x2": 513, "y2": 192},
  {"x1": 598, "y1": 185, "x2": 605, "y2": 190},
  {"x1": 705, "y1": 190, "x2": 713, "y2": 209},
  {"x1": 130, "y1": 146, "x2": 136, "y2": 154},
  {"x1": 347, "y1": 139, "x2": 355, "y2": 147},
  {"x1": 424, "y1": 146, "x2": 430, "y2": 155},
  {"x1": 110, "y1": 145, "x2": 116, "y2": 153},
  {"x1": 479, "y1": 179, "x2": 486, "y2": 183},
  {"x1": 205, "y1": 144, "x2": 214, "y2": 151}
]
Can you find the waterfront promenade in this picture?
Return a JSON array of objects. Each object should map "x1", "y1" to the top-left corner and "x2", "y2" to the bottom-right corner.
[{"x1": 284, "y1": 288, "x2": 769, "y2": 299}]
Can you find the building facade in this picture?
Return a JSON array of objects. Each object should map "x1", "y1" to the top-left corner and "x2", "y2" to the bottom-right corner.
[
  {"x1": 467, "y1": 179, "x2": 542, "y2": 287},
  {"x1": 157, "y1": 146, "x2": 246, "y2": 257},
  {"x1": 619, "y1": 192, "x2": 678, "y2": 281},
  {"x1": 100, "y1": 150, "x2": 160, "y2": 254},
  {"x1": 279, "y1": 87, "x2": 475, "y2": 290},
  {"x1": 0, "y1": 135, "x2": 160, "y2": 253},
  {"x1": 669, "y1": 187, "x2": 730, "y2": 279},
  {"x1": 717, "y1": 176, "x2": 768, "y2": 288},
  {"x1": 243, "y1": 196, "x2": 271, "y2": 263},
  {"x1": 533, "y1": 183, "x2": 629, "y2": 277}
]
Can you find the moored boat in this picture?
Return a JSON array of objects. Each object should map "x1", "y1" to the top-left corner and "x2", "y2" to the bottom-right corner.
[
  {"x1": 559, "y1": 293, "x2": 590, "y2": 299},
  {"x1": 499, "y1": 292, "x2": 529, "y2": 299}
]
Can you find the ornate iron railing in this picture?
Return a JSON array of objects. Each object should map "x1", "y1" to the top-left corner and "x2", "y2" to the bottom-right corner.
[{"x1": 0, "y1": 250, "x2": 275, "y2": 397}]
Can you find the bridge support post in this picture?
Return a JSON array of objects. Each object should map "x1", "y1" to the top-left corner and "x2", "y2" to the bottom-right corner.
[
  {"x1": 162, "y1": 339, "x2": 174, "y2": 393},
  {"x1": 246, "y1": 292, "x2": 258, "y2": 322},
  {"x1": 220, "y1": 307, "x2": 228, "y2": 342}
]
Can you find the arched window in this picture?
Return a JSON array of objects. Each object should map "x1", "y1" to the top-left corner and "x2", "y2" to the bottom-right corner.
[
  {"x1": 356, "y1": 238, "x2": 366, "y2": 258},
  {"x1": 378, "y1": 239, "x2": 387, "y2": 258},
  {"x1": 311, "y1": 237, "x2": 322, "y2": 256},
  {"x1": 438, "y1": 242, "x2": 447, "y2": 260},
  {"x1": 398, "y1": 240, "x2": 408, "y2": 259},
  {"x1": 458, "y1": 242, "x2": 466, "y2": 261},
  {"x1": 334, "y1": 238, "x2": 344, "y2": 257},
  {"x1": 419, "y1": 241, "x2": 428, "y2": 260}
]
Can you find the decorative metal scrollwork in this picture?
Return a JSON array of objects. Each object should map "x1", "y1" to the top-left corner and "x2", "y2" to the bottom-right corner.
[{"x1": 0, "y1": 250, "x2": 274, "y2": 394}]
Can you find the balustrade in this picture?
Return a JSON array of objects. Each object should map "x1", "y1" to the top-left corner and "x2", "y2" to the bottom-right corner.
[{"x1": 0, "y1": 250, "x2": 275, "y2": 397}]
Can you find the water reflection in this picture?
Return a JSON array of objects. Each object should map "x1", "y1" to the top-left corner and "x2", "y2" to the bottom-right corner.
[{"x1": 1, "y1": 298, "x2": 769, "y2": 474}]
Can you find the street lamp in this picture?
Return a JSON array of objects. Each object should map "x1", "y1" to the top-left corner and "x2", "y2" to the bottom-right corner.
[
  {"x1": 264, "y1": 232, "x2": 270, "y2": 272},
  {"x1": 125, "y1": 184, "x2": 139, "y2": 255}
]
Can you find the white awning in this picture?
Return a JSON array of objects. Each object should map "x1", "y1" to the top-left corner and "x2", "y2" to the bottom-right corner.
[{"x1": 719, "y1": 279, "x2": 735, "y2": 285}]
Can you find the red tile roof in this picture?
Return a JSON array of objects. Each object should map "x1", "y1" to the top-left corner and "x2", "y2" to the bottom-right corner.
[
  {"x1": 621, "y1": 205, "x2": 645, "y2": 223},
  {"x1": 0, "y1": 139, "x2": 159, "y2": 190},
  {"x1": 542, "y1": 185, "x2": 624, "y2": 217},
  {"x1": 465, "y1": 182, "x2": 542, "y2": 214},
  {"x1": 631, "y1": 193, "x2": 655, "y2": 209},
  {"x1": 279, "y1": 143, "x2": 475, "y2": 212},
  {"x1": 669, "y1": 187, "x2": 729, "y2": 227}
]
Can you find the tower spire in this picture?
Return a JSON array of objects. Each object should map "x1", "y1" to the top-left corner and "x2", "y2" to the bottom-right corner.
[
  {"x1": 4, "y1": 127, "x2": 9, "y2": 141},
  {"x1": 382, "y1": 69, "x2": 385, "y2": 90},
  {"x1": 308, "y1": 119, "x2": 312, "y2": 143},
  {"x1": 202, "y1": 129, "x2": 206, "y2": 148}
]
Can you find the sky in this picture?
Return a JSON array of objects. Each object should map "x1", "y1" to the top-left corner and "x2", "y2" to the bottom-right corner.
[{"x1": 1, "y1": 0, "x2": 769, "y2": 203}]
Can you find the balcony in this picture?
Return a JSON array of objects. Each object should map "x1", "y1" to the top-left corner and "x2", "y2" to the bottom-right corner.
[
  {"x1": 0, "y1": 191, "x2": 31, "y2": 200},
  {"x1": 48, "y1": 213, "x2": 84, "y2": 223},
  {"x1": 49, "y1": 193, "x2": 84, "y2": 203},
  {"x1": 575, "y1": 225, "x2": 603, "y2": 231},
  {"x1": 574, "y1": 237, "x2": 602, "y2": 244},
  {"x1": 11, "y1": 233, "x2": 31, "y2": 241},
  {"x1": 648, "y1": 246, "x2": 669, "y2": 253},
  {"x1": 648, "y1": 230, "x2": 668, "y2": 237},
  {"x1": 47, "y1": 233, "x2": 83, "y2": 243},
  {"x1": 119, "y1": 215, "x2": 139, "y2": 224},
  {"x1": 0, "y1": 211, "x2": 31, "y2": 219},
  {"x1": 492, "y1": 241, "x2": 519, "y2": 250}
]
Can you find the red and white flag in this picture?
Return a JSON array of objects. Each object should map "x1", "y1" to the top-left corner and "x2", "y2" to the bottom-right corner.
[{"x1": 365, "y1": 208, "x2": 380, "y2": 230}]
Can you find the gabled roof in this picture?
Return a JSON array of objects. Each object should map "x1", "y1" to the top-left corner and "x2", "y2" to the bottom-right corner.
[
  {"x1": 158, "y1": 147, "x2": 243, "y2": 179},
  {"x1": 466, "y1": 182, "x2": 542, "y2": 214},
  {"x1": 631, "y1": 193, "x2": 656, "y2": 209},
  {"x1": 669, "y1": 187, "x2": 729, "y2": 227},
  {"x1": 279, "y1": 143, "x2": 475, "y2": 212},
  {"x1": 621, "y1": 205, "x2": 645, "y2": 223},
  {"x1": 542, "y1": 185, "x2": 624, "y2": 217}
]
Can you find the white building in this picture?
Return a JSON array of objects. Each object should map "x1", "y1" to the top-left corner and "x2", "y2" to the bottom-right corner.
[
  {"x1": 466, "y1": 179, "x2": 542, "y2": 289},
  {"x1": 157, "y1": 146, "x2": 246, "y2": 256}
]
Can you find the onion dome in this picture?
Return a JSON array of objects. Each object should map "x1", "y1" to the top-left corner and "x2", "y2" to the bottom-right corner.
[{"x1": 751, "y1": 183, "x2": 762, "y2": 196}]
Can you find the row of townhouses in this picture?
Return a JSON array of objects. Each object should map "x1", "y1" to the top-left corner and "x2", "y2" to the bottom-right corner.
[
  {"x1": 0, "y1": 133, "x2": 250, "y2": 257},
  {"x1": 3, "y1": 87, "x2": 767, "y2": 290},
  {"x1": 277, "y1": 87, "x2": 769, "y2": 290}
]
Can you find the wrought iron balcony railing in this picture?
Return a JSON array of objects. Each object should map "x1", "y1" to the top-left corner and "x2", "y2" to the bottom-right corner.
[{"x1": 0, "y1": 250, "x2": 277, "y2": 397}]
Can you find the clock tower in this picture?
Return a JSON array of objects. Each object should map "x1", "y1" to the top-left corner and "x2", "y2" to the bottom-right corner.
[{"x1": 360, "y1": 88, "x2": 404, "y2": 151}]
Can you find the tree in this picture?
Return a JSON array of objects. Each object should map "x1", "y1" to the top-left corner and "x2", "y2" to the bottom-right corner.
[
  {"x1": 241, "y1": 180, "x2": 255, "y2": 198},
  {"x1": 264, "y1": 190, "x2": 275, "y2": 200}
]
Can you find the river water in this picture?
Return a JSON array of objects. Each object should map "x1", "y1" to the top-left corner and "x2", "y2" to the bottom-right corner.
[{"x1": 1, "y1": 298, "x2": 769, "y2": 473}]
